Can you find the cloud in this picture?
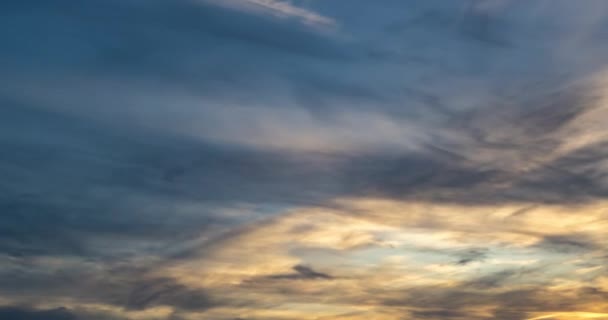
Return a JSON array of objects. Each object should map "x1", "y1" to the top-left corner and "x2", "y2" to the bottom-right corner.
[
  {"x1": 205, "y1": 0, "x2": 335, "y2": 28},
  {"x1": 2, "y1": 0, "x2": 608, "y2": 319},
  {"x1": 0, "y1": 306, "x2": 76, "y2": 320},
  {"x1": 536, "y1": 234, "x2": 600, "y2": 253},
  {"x1": 126, "y1": 277, "x2": 215, "y2": 311},
  {"x1": 454, "y1": 248, "x2": 488, "y2": 265},
  {"x1": 267, "y1": 264, "x2": 333, "y2": 280}
]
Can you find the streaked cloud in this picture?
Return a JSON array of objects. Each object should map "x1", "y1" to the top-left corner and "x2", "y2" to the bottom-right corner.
[
  {"x1": 204, "y1": 0, "x2": 335, "y2": 28},
  {"x1": 2, "y1": 0, "x2": 608, "y2": 319}
]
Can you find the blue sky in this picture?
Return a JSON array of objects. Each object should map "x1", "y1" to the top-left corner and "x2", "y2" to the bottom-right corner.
[{"x1": 2, "y1": 1, "x2": 608, "y2": 319}]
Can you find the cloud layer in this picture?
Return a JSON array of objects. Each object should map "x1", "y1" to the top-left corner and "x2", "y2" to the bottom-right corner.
[{"x1": 2, "y1": 0, "x2": 608, "y2": 319}]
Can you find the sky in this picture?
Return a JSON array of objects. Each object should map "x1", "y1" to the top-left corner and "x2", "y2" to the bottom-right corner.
[{"x1": 2, "y1": 0, "x2": 608, "y2": 319}]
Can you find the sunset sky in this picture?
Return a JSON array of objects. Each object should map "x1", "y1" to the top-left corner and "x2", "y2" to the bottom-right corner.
[{"x1": 2, "y1": 1, "x2": 608, "y2": 319}]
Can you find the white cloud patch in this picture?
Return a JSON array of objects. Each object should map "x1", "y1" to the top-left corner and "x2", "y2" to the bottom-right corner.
[{"x1": 204, "y1": 0, "x2": 335, "y2": 28}]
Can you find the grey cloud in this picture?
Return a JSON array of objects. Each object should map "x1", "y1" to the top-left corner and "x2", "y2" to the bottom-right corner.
[
  {"x1": 462, "y1": 269, "x2": 523, "y2": 290},
  {"x1": 410, "y1": 309, "x2": 473, "y2": 320},
  {"x1": 373, "y1": 267, "x2": 608, "y2": 319},
  {"x1": 267, "y1": 264, "x2": 333, "y2": 281},
  {"x1": 0, "y1": 306, "x2": 76, "y2": 320},
  {"x1": 0, "y1": 258, "x2": 215, "y2": 314},
  {"x1": 536, "y1": 234, "x2": 600, "y2": 254},
  {"x1": 0, "y1": 305, "x2": 134, "y2": 320},
  {"x1": 454, "y1": 248, "x2": 488, "y2": 265},
  {"x1": 2, "y1": 92, "x2": 607, "y2": 263},
  {"x1": 126, "y1": 277, "x2": 215, "y2": 311}
]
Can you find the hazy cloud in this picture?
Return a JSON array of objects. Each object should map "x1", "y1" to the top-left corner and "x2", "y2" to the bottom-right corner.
[{"x1": 2, "y1": 0, "x2": 608, "y2": 319}]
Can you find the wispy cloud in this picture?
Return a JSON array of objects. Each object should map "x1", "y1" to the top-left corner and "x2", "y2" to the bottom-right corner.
[
  {"x1": 2, "y1": 0, "x2": 608, "y2": 319},
  {"x1": 203, "y1": 0, "x2": 335, "y2": 28}
]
